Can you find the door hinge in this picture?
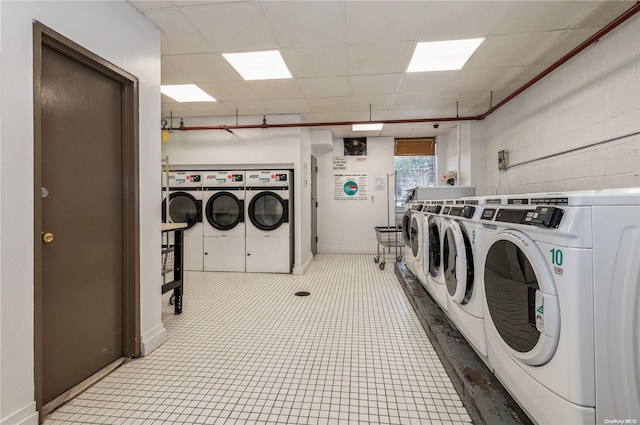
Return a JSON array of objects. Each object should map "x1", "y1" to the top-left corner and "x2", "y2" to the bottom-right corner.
[
  {"x1": 315, "y1": 236, "x2": 318, "y2": 243},
  {"x1": 315, "y1": 201, "x2": 318, "y2": 208}
]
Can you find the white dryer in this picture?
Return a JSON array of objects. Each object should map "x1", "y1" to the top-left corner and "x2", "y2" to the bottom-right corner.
[
  {"x1": 245, "y1": 170, "x2": 293, "y2": 273},
  {"x1": 202, "y1": 171, "x2": 245, "y2": 272},
  {"x1": 440, "y1": 198, "x2": 491, "y2": 366},
  {"x1": 481, "y1": 189, "x2": 640, "y2": 424},
  {"x1": 162, "y1": 171, "x2": 203, "y2": 271}
]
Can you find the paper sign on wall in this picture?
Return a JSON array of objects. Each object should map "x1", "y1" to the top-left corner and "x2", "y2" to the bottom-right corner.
[
  {"x1": 333, "y1": 156, "x2": 347, "y2": 170},
  {"x1": 334, "y1": 174, "x2": 367, "y2": 201}
]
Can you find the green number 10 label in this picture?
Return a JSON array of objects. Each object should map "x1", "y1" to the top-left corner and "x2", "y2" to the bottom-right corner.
[{"x1": 550, "y1": 248, "x2": 563, "y2": 266}]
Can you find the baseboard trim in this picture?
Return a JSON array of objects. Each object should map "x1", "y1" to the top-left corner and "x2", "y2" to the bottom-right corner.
[
  {"x1": 140, "y1": 323, "x2": 167, "y2": 356},
  {"x1": 0, "y1": 402, "x2": 38, "y2": 425}
]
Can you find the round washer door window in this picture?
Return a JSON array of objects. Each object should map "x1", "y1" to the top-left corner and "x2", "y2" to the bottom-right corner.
[
  {"x1": 484, "y1": 230, "x2": 560, "y2": 365},
  {"x1": 206, "y1": 192, "x2": 244, "y2": 230},
  {"x1": 410, "y1": 216, "x2": 421, "y2": 258},
  {"x1": 401, "y1": 211, "x2": 412, "y2": 246},
  {"x1": 428, "y1": 218, "x2": 441, "y2": 278},
  {"x1": 163, "y1": 192, "x2": 201, "y2": 229},
  {"x1": 443, "y1": 221, "x2": 474, "y2": 304},
  {"x1": 249, "y1": 191, "x2": 288, "y2": 230}
]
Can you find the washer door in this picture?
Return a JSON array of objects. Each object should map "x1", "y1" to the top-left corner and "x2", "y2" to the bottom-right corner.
[
  {"x1": 248, "y1": 191, "x2": 289, "y2": 231},
  {"x1": 401, "y1": 209, "x2": 412, "y2": 247},
  {"x1": 162, "y1": 192, "x2": 202, "y2": 229},
  {"x1": 484, "y1": 230, "x2": 560, "y2": 365},
  {"x1": 410, "y1": 215, "x2": 421, "y2": 260},
  {"x1": 427, "y1": 217, "x2": 441, "y2": 278},
  {"x1": 206, "y1": 192, "x2": 244, "y2": 230},
  {"x1": 443, "y1": 220, "x2": 474, "y2": 304}
]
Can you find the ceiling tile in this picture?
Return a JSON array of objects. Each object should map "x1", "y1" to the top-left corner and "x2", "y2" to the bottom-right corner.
[
  {"x1": 436, "y1": 91, "x2": 490, "y2": 109},
  {"x1": 161, "y1": 60, "x2": 189, "y2": 84},
  {"x1": 284, "y1": 47, "x2": 349, "y2": 78},
  {"x1": 218, "y1": 99, "x2": 273, "y2": 116},
  {"x1": 447, "y1": 67, "x2": 523, "y2": 92},
  {"x1": 163, "y1": 53, "x2": 241, "y2": 82},
  {"x1": 419, "y1": 1, "x2": 511, "y2": 41},
  {"x1": 465, "y1": 32, "x2": 565, "y2": 69},
  {"x1": 264, "y1": 99, "x2": 310, "y2": 114},
  {"x1": 492, "y1": 1, "x2": 599, "y2": 35},
  {"x1": 572, "y1": 1, "x2": 635, "y2": 29},
  {"x1": 349, "y1": 95, "x2": 395, "y2": 112},
  {"x1": 346, "y1": 1, "x2": 427, "y2": 44},
  {"x1": 350, "y1": 74, "x2": 403, "y2": 96},
  {"x1": 298, "y1": 77, "x2": 350, "y2": 98},
  {"x1": 348, "y1": 42, "x2": 414, "y2": 75},
  {"x1": 260, "y1": 1, "x2": 345, "y2": 48},
  {"x1": 307, "y1": 97, "x2": 351, "y2": 112},
  {"x1": 181, "y1": 2, "x2": 277, "y2": 52},
  {"x1": 393, "y1": 93, "x2": 441, "y2": 110},
  {"x1": 397, "y1": 72, "x2": 458, "y2": 94},
  {"x1": 247, "y1": 79, "x2": 304, "y2": 100},
  {"x1": 144, "y1": 9, "x2": 213, "y2": 55},
  {"x1": 196, "y1": 81, "x2": 258, "y2": 102},
  {"x1": 130, "y1": 1, "x2": 174, "y2": 11}
]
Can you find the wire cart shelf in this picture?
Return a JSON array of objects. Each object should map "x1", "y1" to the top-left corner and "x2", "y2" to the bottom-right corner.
[{"x1": 373, "y1": 226, "x2": 403, "y2": 270}]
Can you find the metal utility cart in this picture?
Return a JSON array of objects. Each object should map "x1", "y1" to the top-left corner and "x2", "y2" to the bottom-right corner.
[
  {"x1": 162, "y1": 223, "x2": 186, "y2": 314},
  {"x1": 373, "y1": 173, "x2": 403, "y2": 270},
  {"x1": 373, "y1": 226, "x2": 403, "y2": 270}
]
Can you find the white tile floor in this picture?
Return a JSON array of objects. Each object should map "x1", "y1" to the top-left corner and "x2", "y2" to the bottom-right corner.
[{"x1": 44, "y1": 254, "x2": 471, "y2": 425}]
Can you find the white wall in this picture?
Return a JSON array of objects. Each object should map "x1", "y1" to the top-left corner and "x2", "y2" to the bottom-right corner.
[
  {"x1": 438, "y1": 122, "x2": 487, "y2": 192},
  {"x1": 484, "y1": 15, "x2": 640, "y2": 194},
  {"x1": 0, "y1": 2, "x2": 160, "y2": 424},
  {"x1": 316, "y1": 137, "x2": 395, "y2": 253},
  {"x1": 160, "y1": 115, "x2": 313, "y2": 274}
]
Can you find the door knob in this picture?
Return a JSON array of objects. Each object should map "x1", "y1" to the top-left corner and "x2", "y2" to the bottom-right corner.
[{"x1": 42, "y1": 232, "x2": 54, "y2": 243}]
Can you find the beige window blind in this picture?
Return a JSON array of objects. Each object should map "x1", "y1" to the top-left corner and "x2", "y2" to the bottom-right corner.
[{"x1": 394, "y1": 138, "x2": 436, "y2": 156}]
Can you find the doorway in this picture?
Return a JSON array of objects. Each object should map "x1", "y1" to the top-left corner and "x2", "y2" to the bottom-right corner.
[
  {"x1": 311, "y1": 155, "x2": 318, "y2": 256},
  {"x1": 33, "y1": 22, "x2": 140, "y2": 416}
]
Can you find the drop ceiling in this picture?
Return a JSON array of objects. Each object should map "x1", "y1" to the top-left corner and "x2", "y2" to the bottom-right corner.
[{"x1": 130, "y1": 0, "x2": 636, "y2": 138}]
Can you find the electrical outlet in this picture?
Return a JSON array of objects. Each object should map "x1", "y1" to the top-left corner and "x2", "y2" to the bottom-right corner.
[{"x1": 498, "y1": 150, "x2": 509, "y2": 170}]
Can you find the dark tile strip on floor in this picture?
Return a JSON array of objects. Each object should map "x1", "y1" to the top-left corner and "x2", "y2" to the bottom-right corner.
[{"x1": 393, "y1": 262, "x2": 534, "y2": 425}]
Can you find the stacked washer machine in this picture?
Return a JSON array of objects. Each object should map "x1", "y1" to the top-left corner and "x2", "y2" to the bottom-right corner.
[
  {"x1": 480, "y1": 188, "x2": 640, "y2": 424},
  {"x1": 162, "y1": 171, "x2": 204, "y2": 271},
  {"x1": 411, "y1": 201, "x2": 429, "y2": 285},
  {"x1": 245, "y1": 170, "x2": 293, "y2": 273},
  {"x1": 202, "y1": 170, "x2": 246, "y2": 272}
]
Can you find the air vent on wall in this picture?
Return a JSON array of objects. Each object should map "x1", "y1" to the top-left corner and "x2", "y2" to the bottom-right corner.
[{"x1": 344, "y1": 138, "x2": 367, "y2": 156}]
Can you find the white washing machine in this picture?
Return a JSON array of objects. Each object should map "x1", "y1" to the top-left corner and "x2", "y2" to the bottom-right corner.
[
  {"x1": 162, "y1": 171, "x2": 203, "y2": 271},
  {"x1": 424, "y1": 200, "x2": 451, "y2": 312},
  {"x1": 202, "y1": 170, "x2": 245, "y2": 272},
  {"x1": 401, "y1": 201, "x2": 423, "y2": 278},
  {"x1": 411, "y1": 201, "x2": 428, "y2": 286},
  {"x1": 245, "y1": 170, "x2": 293, "y2": 273},
  {"x1": 440, "y1": 197, "x2": 492, "y2": 366},
  {"x1": 481, "y1": 188, "x2": 640, "y2": 424}
]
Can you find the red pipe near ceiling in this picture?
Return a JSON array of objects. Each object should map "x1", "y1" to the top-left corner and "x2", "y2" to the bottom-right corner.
[{"x1": 178, "y1": 0, "x2": 640, "y2": 132}]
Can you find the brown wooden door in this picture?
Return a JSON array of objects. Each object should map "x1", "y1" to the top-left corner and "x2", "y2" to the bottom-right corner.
[{"x1": 39, "y1": 43, "x2": 125, "y2": 404}]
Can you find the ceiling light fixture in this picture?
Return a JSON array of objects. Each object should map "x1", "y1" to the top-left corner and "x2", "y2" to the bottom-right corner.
[
  {"x1": 160, "y1": 84, "x2": 216, "y2": 102},
  {"x1": 352, "y1": 123, "x2": 383, "y2": 131},
  {"x1": 223, "y1": 50, "x2": 292, "y2": 81},
  {"x1": 407, "y1": 38, "x2": 484, "y2": 72}
]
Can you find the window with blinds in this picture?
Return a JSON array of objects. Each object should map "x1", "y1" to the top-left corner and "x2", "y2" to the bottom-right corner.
[{"x1": 394, "y1": 138, "x2": 436, "y2": 156}]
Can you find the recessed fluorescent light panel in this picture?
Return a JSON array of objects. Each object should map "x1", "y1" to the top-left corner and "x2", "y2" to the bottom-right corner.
[
  {"x1": 223, "y1": 50, "x2": 292, "y2": 81},
  {"x1": 407, "y1": 38, "x2": 484, "y2": 72},
  {"x1": 352, "y1": 123, "x2": 384, "y2": 131},
  {"x1": 160, "y1": 84, "x2": 216, "y2": 102}
]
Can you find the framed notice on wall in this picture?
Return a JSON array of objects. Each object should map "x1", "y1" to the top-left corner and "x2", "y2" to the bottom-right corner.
[{"x1": 334, "y1": 174, "x2": 367, "y2": 201}]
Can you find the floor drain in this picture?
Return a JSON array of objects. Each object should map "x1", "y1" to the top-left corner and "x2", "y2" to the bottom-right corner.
[{"x1": 295, "y1": 291, "x2": 311, "y2": 297}]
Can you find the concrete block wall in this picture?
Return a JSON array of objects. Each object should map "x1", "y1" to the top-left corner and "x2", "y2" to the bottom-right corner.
[{"x1": 485, "y1": 15, "x2": 640, "y2": 195}]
